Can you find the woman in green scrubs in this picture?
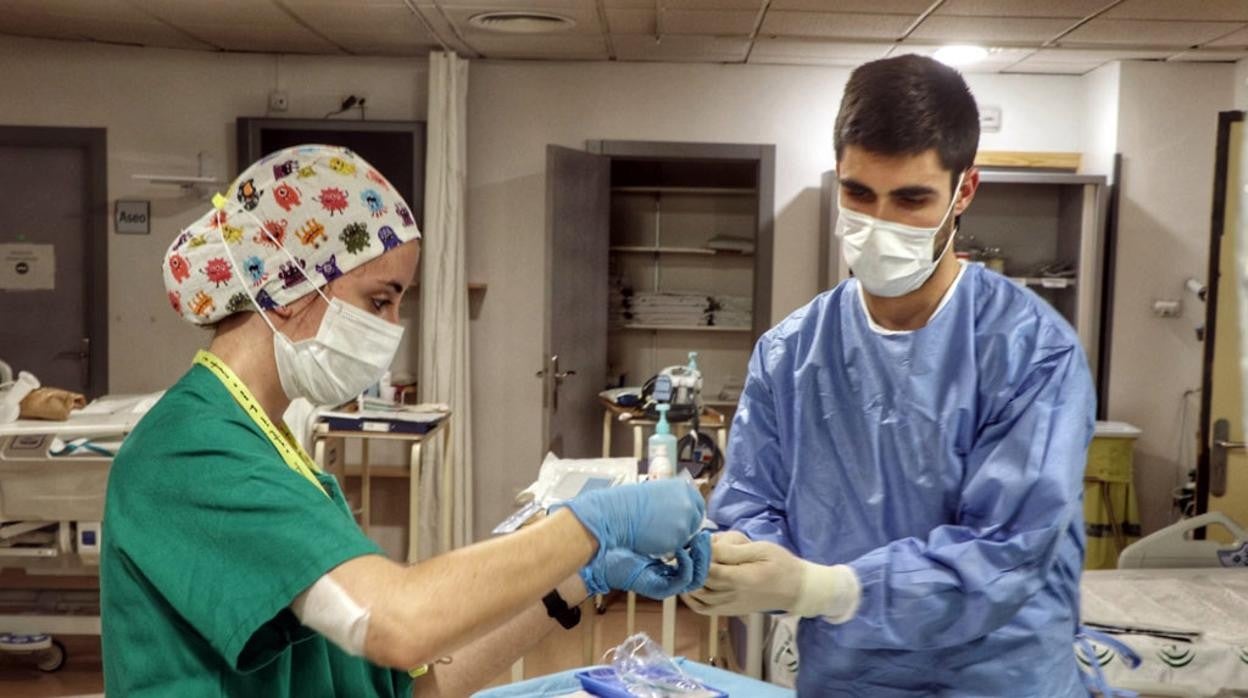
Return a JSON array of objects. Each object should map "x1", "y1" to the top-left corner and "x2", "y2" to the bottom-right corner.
[{"x1": 100, "y1": 145, "x2": 709, "y2": 697}]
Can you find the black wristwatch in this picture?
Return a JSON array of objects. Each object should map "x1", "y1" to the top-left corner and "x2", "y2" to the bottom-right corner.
[{"x1": 542, "y1": 589, "x2": 582, "y2": 630}]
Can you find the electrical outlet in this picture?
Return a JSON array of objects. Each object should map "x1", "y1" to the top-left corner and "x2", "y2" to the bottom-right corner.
[{"x1": 269, "y1": 90, "x2": 289, "y2": 112}]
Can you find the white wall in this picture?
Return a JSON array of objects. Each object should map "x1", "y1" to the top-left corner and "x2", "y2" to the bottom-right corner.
[
  {"x1": 0, "y1": 35, "x2": 429, "y2": 394},
  {"x1": 466, "y1": 59, "x2": 1087, "y2": 536},
  {"x1": 1107, "y1": 61, "x2": 1235, "y2": 534},
  {"x1": 1236, "y1": 57, "x2": 1248, "y2": 110},
  {"x1": 1082, "y1": 62, "x2": 1121, "y2": 181}
]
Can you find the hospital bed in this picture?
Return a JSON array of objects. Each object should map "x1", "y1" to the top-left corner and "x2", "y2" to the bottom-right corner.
[
  {"x1": 758, "y1": 514, "x2": 1248, "y2": 696},
  {"x1": 1077, "y1": 512, "x2": 1248, "y2": 698},
  {"x1": 0, "y1": 393, "x2": 159, "y2": 671}
]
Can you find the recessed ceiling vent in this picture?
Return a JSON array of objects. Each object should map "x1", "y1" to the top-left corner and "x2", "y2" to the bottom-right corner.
[{"x1": 468, "y1": 11, "x2": 577, "y2": 34}]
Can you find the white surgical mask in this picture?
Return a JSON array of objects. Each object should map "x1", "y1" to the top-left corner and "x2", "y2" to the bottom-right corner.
[
  {"x1": 269, "y1": 297, "x2": 404, "y2": 406},
  {"x1": 214, "y1": 208, "x2": 405, "y2": 406},
  {"x1": 836, "y1": 172, "x2": 965, "y2": 298}
]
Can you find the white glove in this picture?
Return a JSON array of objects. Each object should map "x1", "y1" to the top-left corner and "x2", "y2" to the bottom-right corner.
[{"x1": 682, "y1": 531, "x2": 860, "y2": 622}]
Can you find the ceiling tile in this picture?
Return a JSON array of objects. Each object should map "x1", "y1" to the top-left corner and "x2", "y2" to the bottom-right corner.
[
  {"x1": 429, "y1": 0, "x2": 592, "y2": 8},
  {"x1": 1104, "y1": 0, "x2": 1248, "y2": 22},
  {"x1": 333, "y1": 37, "x2": 438, "y2": 56},
  {"x1": 748, "y1": 54, "x2": 877, "y2": 66},
  {"x1": 1060, "y1": 18, "x2": 1242, "y2": 47},
  {"x1": 411, "y1": 3, "x2": 480, "y2": 55},
  {"x1": 750, "y1": 38, "x2": 893, "y2": 59},
  {"x1": 936, "y1": 0, "x2": 1110, "y2": 19},
  {"x1": 654, "y1": 0, "x2": 763, "y2": 9},
  {"x1": 892, "y1": 44, "x2": 1035, "y2": 71},
  {"x1": 661, "y1": 10, "x2": 759, "y2": 35},
  {"x1": 747, "y1": 38, "x2": 893, "y2": 66},
  {"x1": 909, "y1": 16, "x2": 1076, "y2": 43},
  {"x1": 1206, "y1": 25, "x2": 1248, "y2": 48},
  {"x1": 0, "y1": 0, "x2": 217, "y2": 49},
  {"x1": 613, "y1": 33, "x2": 749, "y2": 61},
  {"x1": 130, "y1": 0, "x2": 293, "y2": 25},
  {"x1": 606, "y1": 8, "x2": 654, "y2": 34},
  {"x1": 1005, "y1": 59, "x2": 1101, "y2": 74},
  {"x1": 286, "y1": 3, "x2": 438, "y2": 45},
  {"x1": 1027, "y1": 47, "x2": 1175, "y2": 62},
  {"x1": 1167, "y1": 48, "x2": 1248, "y2": 61},
  {"x1": 466, "y1": 32, "x2": 608, "y2": 58},
  {"x1": 188, "y1": 24, "x2": 344, "y2": 53},
  {"x1": 759, "y1": 12, "x2": 914, "y2": 40},
  {"x1": 768, "y1": 0, "x2": 931, "y2": 12},
  {"x1": 608, "y1": 8, "x2": 760, "y2": 36}
]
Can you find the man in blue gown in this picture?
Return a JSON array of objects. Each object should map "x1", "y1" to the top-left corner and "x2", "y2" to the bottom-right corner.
[{"x1": 685, "y1": 55, "x2": 1094, "y2": 696}]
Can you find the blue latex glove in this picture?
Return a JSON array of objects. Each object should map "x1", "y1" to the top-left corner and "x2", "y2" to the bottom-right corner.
[
  {"x1": 554, "y1": 479, "x2": 705, "y2": 559},
  {"x1": 583, "y1": 531, "x2": 713, "y2": 599}
]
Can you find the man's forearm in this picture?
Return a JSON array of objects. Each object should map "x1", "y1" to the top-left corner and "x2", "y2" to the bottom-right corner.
[{"x1": 411, "y1": 575, "x2": 589, "y2": 697}]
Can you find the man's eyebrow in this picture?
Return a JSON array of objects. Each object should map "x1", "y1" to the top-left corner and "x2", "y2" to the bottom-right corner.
[
  {"x1": 889, "y1": 185, "x2": 940, "y2": 198},
  {"x1": 839, "y1": 178, "x2": 940, "y2": 199}
]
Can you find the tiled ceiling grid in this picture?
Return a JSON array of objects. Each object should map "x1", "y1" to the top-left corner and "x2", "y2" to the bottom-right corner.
[{"x1": 3, "y1": 1, "x2": 1248, "y2": 74}]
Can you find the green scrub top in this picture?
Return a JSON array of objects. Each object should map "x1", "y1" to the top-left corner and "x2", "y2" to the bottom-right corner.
[{"x1": 100, "y1": 362, "x2": 413, "y2": 697}]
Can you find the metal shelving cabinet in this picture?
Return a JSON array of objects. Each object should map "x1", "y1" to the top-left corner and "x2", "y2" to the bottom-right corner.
[{"x1": 590, "y1": 141, "x2": 775, "y2": 452}]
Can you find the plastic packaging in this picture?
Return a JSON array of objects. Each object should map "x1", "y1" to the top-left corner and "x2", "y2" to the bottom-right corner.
[{"x1": 576, "y1": 633, "x2": 726, "y2": 698}]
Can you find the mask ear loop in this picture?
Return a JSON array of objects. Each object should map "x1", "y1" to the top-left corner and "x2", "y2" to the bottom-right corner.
[
  {"x1": 934, "y1": 171, "x2": 968, "y2": 260},
  {"x1": 208, "y1": 197, "x2": 319, "y2": 341},
  {"x1": 210, "y1": 190, "x2": 335, "y2": 337},
  {"x1": 236, "y1": 203, "x2": 334, "y2": 304}
]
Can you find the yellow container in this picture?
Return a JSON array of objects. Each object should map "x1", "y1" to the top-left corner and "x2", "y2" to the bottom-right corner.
[{"x1": 1083, "y1": 422, "x2": 1142, "y2": 570}]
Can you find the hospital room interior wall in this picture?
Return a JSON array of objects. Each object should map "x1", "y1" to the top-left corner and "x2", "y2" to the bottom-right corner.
[
  {"x1": 1081, "y1": 62, "x2": 1121, "y2": 182},
  {"x1": 1235, "y1": 57, "x2": 1248, "y2": 110},
  {"x1": 0, "y1": 35, "x2": 430, "y2": 395},
  {"x1": 465, "y1": 59, "x2": 1088, "y2": 538},
  {"x1": 1108, "y1": 61, "x2": 1235, "y2": 536}
]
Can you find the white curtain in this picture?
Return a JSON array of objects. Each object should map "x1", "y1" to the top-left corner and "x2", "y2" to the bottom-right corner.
[{"x1": 419, "y1": 50, "x2": 473, "y2": 556}]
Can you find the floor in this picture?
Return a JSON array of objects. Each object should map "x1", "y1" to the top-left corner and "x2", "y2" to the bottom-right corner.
[{"x1": 0, "y1": 596, "x2": 740, "y2": 697}]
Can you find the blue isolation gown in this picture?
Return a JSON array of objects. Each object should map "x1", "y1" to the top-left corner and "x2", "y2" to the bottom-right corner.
[{"x1": 710, "y1": 264, "x2": 1094, "y2": 697}]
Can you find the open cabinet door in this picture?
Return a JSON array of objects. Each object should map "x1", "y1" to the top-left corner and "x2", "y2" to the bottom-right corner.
[
  {"x1": 543, "y1": 145, "x2": 610, "y2": 457},
  {"x1": 1199, "y1": 111, "x2": 1248, "y2": 531}
]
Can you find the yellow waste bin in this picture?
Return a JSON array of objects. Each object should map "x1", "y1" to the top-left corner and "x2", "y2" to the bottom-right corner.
[{"x1": 1083, "y1": 421, "x2": 1142, "y2": 570}]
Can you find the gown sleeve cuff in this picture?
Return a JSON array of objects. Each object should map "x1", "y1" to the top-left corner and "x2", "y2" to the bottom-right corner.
[{"x1": 793, "y1": 561, "x2": 861, "y2": 623}]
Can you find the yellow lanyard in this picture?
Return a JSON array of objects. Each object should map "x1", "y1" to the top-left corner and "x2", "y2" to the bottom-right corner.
[{"x1": 194, "y1": 350, "x2": 329, "y2": 498}]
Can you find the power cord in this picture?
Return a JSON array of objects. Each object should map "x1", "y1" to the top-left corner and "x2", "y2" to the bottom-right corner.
[{"x1": 324, "y1": 95, "x2": 368, "y2": 120}]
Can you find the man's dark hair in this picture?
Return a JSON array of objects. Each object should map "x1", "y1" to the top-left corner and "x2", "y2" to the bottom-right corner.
[{"x1": 834, "y1": 54, "x2": 980, "y2": 179}]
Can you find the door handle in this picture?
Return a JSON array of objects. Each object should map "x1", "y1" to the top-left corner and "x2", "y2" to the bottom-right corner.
[
  {"x1": 51, "y1": 338, "x2": 90, "y2": 391},
  {"x1": 536, "y1": 356, "x2": 577, "y2": 411},
  {"x1": 1212, "y1": 419, "x2": 1244, "y2": 497},
  {"x1": 53, "y1": 337, "x2": 89, "y2": 361}
]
